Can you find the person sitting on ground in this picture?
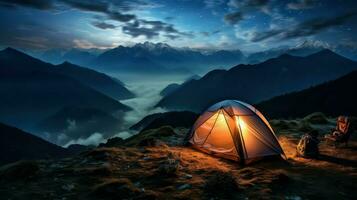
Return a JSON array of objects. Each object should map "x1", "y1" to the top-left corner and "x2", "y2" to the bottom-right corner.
[
  {"x1": 296, "y1": 130, "x2": 320, "y2": 158},
  {"x1": 325, "y1": 116, "x2": 350, "y2": 141}
]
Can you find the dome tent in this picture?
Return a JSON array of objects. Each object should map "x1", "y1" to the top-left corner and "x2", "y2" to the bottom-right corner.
[{"x1": 186, "y1": 100, "x2": 285, "y2": 164}]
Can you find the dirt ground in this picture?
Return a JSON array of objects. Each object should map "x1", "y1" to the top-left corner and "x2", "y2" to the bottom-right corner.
[{"x1": 0, "y1": 114, "x2": 356, "y2": 200}]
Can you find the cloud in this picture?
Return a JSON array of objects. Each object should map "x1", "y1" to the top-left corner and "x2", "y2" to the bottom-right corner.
[
  {"x1": 251, "y1": 11, "x2": 357, "y2": 42},
  {"x1": 201, "y1": 30, "x2": 221, "y2": 37},
  {"x1": 122, "y1": 19, "x2": 193, "y2": 40},
  {"x1": 287, "y1": 0, "x2": 316, "y2": 10},
  {"x1": 91, "y1": 21, "x2": 116, "y2": 30},
  {"x1": 224, "y1": 11, "x2": 244, "y2": 25},
  {"x1": 204, "y1": 0, "x2": 225, "y2": 8},
  {"x1": 228, "y1": 0, "x2": 269, "y2": 9},
  {"x1": 0, "y1": 0, "x2": 53, "y2": 10},
  {"x1": 64, "y1": 132, "x2": 105, "y2": 147},
  {"x1": 225, "y1": 0, "x2": 269, "y2": 25},
  {"x1": 61, "y1": 0, "x2": 136, "y2": 23}
]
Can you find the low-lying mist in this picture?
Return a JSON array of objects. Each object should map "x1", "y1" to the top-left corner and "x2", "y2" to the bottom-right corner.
[{"x1": 60, "y1": 73, "x2": 190, "y2": 147}]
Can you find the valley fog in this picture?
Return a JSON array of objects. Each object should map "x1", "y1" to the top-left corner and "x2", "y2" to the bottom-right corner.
[{"x1": 108, "y1": 73, "x2": 190, "y2": 139}]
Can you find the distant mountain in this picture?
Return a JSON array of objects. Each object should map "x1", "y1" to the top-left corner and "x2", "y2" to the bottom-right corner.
[
  {"x1": 0, "y1": 122, "x2": 70, "y2": 165},
  {"x1": 160, "y1": 83, "x2": 181, "y2": 97},
  {"x1": 130, "y1": 111, "x2": 198, "y2": 131},
  {"x1": 91, "y1": 42, "x2": 244, "y2": 74},
  {"x1": 36, "y1": 48, "x2": 98, "y2": 66},
  {"x1": 55, "y1": 62, "x2": 135, "y2": 100},
  {"x1": 246, "y1": 40, "x2": 328, "y2": 64},
  {"x1": 0, "y1": 48, "x2": 131, "y2": 129},
  {"x1": 34, "y1": 107, "x2": 123, "y2": 145},
  {"x1": 256, "y1": 71, "x2": 357, "y2": 119},
  {"x1": 156, "y1": 49, "x2": 357, "y2": 112},
  {"x1": 159, "y1": 75, "x2": 201, "y2": 97}
]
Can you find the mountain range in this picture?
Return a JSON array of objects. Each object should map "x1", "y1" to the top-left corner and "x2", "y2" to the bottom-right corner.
[
  {"x1": 156, "y1": 49, "x2": 357, "y2": 112},
  {"x1": 33, "y1": 41, "x2": 357, "y2": 76},
  {"x1": 257, "y1": 70, "x2": 357, "y2": 119},
  {"x1": 0, "y1": 48, "x2": 131, "y2": 131},
  {"x1": 91, "y1": 42, "x2": 245, "y2": 74}
]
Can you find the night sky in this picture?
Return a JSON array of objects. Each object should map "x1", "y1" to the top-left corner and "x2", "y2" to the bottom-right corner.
[{"x1": 0, "y1": 0, "x2": 356, "y2": 52}]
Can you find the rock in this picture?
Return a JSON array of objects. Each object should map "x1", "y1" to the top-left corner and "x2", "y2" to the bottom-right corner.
[
  {"x1": 184, "y1": 174, "x2": 192, "y2": 179},
  {"x1": 157, "y1": 158, "x2": 180, "y2": 176},
  {"x1": 303, "y1": 112, "x2": 329, "y2": 124},
  {"x1": 157, "y1": 152, "x2": 181, "y2": 176},
  {"x1": 0, "y1": 160, "x2": 40, "y2": 180},
  {"x1": 138, "y1": 138, "x2": 168, "y2": 148},
  {"x1": 99, "y1": 137, "x2": 124, "y2": 148},
  {"x1": 177, "y1": 183, "x2": 191, "y2": 190},
  {"x1": 62, "y1": 183, "x2": 75, "y2": 191}
]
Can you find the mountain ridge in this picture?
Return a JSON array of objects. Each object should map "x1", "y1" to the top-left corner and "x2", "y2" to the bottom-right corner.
[{"x1": 156, "y1": 49, "x2": 357, "y2": 112}]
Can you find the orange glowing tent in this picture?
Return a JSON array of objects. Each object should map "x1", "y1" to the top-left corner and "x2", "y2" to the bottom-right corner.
[{"x1": 186, "y1": 100, "x2": 285, "y2": 164}]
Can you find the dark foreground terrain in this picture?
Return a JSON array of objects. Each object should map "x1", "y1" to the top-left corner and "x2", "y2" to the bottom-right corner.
[{"x1": 0, "y1": 113, "x2": 356, "y2": 200}]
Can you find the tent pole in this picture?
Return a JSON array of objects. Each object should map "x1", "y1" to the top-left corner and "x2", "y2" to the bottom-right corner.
[{"x1": 235, "y1": 116, "x2": 246, "y2": 165}]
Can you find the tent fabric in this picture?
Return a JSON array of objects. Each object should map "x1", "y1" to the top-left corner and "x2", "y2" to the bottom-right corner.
[{"x1": 188, "y1": 100, "x2": 285, "y2": 164}]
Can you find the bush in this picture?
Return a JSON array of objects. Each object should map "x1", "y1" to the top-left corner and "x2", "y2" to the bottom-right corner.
[{"x1": 156, "y1": 152, "x2": 181, "y2": 176}]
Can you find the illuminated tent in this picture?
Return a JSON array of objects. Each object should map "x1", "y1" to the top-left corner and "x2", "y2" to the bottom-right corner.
[{"x1": 187, "y1": 100, "x2": 285, "y2": 164}]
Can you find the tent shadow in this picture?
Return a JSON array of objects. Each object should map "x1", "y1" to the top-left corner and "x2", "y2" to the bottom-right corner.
[{"x1": 316, "y1": 154, "x2": 357, "y2": 167}]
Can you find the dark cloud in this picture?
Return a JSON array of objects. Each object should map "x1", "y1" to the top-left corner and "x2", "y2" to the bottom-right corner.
[
  {"x1": 0, "y1": 0, "x2": 53, "y2": 10},
  {"x1": 287, "y1": 0, "x2": 316, "y2": 10},
  {"x1": 224, "y1": 11, "x2": 243, "y2": 25},
  {"x1": 122, "y1": 25, "x2": 159, "y2": 39},
  {"x1": 225, "y1": 0, "x2": 269, "y2": 25},
  {"x1": 91, "y1": 21, "x2": 116, "y2": 30},
  {"x1": 108, "y1": 12, "x2": 136, "y2": 22},
  {"x1": 61, "y1": 0, "x2": 136, "y2": 23},
  {"x1": 251, "y1": 29, "x2": 283, "y2": 42},
  {"x1": 164, "y1": 16, "x2": 175, "y2": 21},
  {"x1": 122, "y1": 19, "x2": 193, "y2": 40},
  {"x1": 164, "y1": 34, "x2": 180, "y2": 40},
  {"x1": 252, "y1": 11, "x2": 357, "y2": 42},
  {"x1": 200, "y1": 30, "x2": 221, "y2": 37},
  {"x1": 61, "y1": 0, "x2": 108, "y2": 12},
  {"x1": 229, "y1": 0, "x2": 269, "y2": 9}
]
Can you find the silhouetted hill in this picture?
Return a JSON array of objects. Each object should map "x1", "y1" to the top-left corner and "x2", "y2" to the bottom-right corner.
[
  {"x1": 0, "y1": 122, "x2": 70, "y2": 165},
  {"x1": 0, "y1": 48, "x2": 131, "y2": 129},
  {"x1": 256, "y1": 71, "x2": 357, "y2": 119},
  {"x1": 160, "y1": 83, "x2": 181, "y2": 96},
  {"x1": 156, "y1": 49, "x2": 357, "y2": 112},
  {"x1": 130, "y1": 111, "x2": 198, "y2": 131},
  {"x1": 34, "y1": 107, "x2": 123, "y2": 145},
  {"x1": 55, "y1": 62, "x2": 135, "y2": 100},
  {"x1": 159, "y1": 75, "x2": 201, "y2": 97}
]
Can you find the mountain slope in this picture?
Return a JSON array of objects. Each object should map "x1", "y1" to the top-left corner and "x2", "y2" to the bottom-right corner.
[
  {"x1": 0, "y1": 122, "x2": 70, "y2": 165},
  {"x1": 55, "y1": 62, "x2": 135, "y2": 100},
  {"x1": 256, "y1": 71, "x2": 357, "y2": 119},
  {"x1": 130, "y1": 111, "x2": 198, "y2": 131},
  {"x1": 156, "y1": 49, "x2": 357, "y2": 112},
  {"x1": 34, "y1": 107, "x2": 124, "y2": 146},
  {"x1": 0, "y1": 48, "x2": 131, "y2": 129}
]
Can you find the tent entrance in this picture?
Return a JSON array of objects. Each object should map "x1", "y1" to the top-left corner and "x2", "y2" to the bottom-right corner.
[{"x1": 191, "y1": 109, "x2": 239, "y2": 159}]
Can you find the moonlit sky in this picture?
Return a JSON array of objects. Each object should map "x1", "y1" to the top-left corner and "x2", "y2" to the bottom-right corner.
[{"x1": 0, "y1": 0, "x2": 356, "y2": 52}]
